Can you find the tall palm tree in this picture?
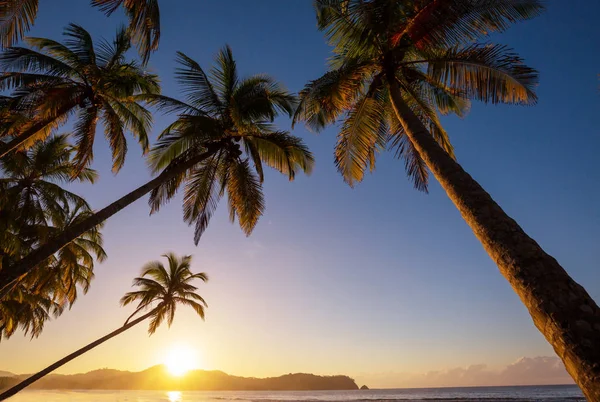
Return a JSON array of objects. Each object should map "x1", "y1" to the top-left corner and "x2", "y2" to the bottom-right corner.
[
  {"x1": 0, "y1": 46, "x2": 314, "y2": 299},
  {"x1": 0, "y1": 23, "x2": 159, "y2": 171},
  {"x1": 294, "y1": 1, "x2": 600, "y2": 399},
  {"x1": 0, "y1": 252, "x2": 208, "y2": 401},
  {"x1": 0, "y1": 134, "x2": 106, "y2": 340},
  {"x1": 91, "y1": 0, "x2": 160, "y2": 64},
  {"x1": 1, "y1": 1, "x2": 160, "y2": 63}
]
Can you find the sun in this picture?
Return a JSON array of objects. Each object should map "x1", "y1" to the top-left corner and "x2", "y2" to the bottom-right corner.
[{"x1": 164, "y1": 345, "x2": 197, "y2": 377}]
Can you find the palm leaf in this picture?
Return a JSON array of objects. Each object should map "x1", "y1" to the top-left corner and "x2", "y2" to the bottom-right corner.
[
  {"x1": 0, "y1": 0, "x2": 38, "y2": 48},
  {"x1": 181, "y1": 154, "x2": 224, "y2": 244},
  {"x1": 226, "y1": 158, "x2": 264, "y2": 236},
  {"x1": 175, "y1": 51, "x2": 223, "y2": 115},
  {"x1": 293, "y1": 59, "x2": 377, "y2": 132},
  {"x1": 211, "y1": 45, "x2": 238, "y2": 107},
  {"x1": 334, "y1": 88, "x2": 388, "y2": 186},
  {"x1": 399, "y1": 0, "x2": 545, "y2": 49},
  {"x1": 424, "y1": 43, "x2": 539, "y2": 105}
]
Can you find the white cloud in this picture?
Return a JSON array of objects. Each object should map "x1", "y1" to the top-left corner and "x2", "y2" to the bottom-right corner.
[{"x1": 356, "y1": 356, "x2": 574, "y2": 388}]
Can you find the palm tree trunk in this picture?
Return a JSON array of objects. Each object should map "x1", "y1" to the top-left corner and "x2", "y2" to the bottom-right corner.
[
  {"x1": 0, "y1": 102, "x2": 78, "y2": 159},
  {"x1": 0, "y1": 146, "x2": 220, "y2": 299},
  {"x1": 0, "y1": 310, "x2": 155, "y2": 401},
  {"x1": 387, "y1": 78, "x2": 600, "y2": 401}
]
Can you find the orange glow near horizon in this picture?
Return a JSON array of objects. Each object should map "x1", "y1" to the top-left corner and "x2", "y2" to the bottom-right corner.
[{"x1": 165, "y1": 345, "x2": 198, "y2": 377}]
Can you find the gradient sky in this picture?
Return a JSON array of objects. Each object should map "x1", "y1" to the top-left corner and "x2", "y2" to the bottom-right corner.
[{"x1": 1, "y1": 0, "x2": 599, "y2": 389}]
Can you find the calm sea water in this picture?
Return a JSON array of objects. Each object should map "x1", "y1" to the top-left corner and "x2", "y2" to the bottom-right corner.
[{"x1": 7, "y1": 385, "x2": 585, "y2": 402}]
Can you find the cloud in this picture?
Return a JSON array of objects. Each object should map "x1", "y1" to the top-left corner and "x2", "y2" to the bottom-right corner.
[
  {"x1": 500, "y1": 356, "x2": 572, "y2": 386},
  {"x1": 356, "y1": 356, "x2": 574, "y2": 388}
]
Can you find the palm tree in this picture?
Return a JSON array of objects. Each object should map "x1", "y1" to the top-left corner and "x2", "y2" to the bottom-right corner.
[
  {"x1": 0, "y1": 23, "x2": 159, "y2": 171},
  {"x1": 0, "y1": 46, "x2": 314, "y2": 299},
  {"x1": 0, "y1": 252, "x2": 208, "y2": 400},
  {"x1": 91, "y1": 0, "x2": 161, "y2": 64},
  {"x1": 0, "y1": 134, "x2": 106, "y2": 340},
  {"x1": 293, "y1": 1, "x2": 600, "y2": 399},
  {"x1": 1, "y1": 1, "x2": 160, "y2": 63}
]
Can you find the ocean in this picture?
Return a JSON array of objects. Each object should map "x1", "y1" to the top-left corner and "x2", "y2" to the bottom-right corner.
[{"x1": 6, "y1": 385, "x2": 585, "y2": 401}]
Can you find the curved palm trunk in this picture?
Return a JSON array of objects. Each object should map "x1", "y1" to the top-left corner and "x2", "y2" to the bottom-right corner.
[
  {"x1": 387, "y1": 78, "x2": 600, "y2": 401},
  {"x1": 0, "y1": 310, "x2": 155, "y2": 401},
  {"x1": 0, "y1": 146, "x2": 220, "y2": 299}
]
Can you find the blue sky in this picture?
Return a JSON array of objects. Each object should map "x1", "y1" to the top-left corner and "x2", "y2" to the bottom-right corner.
[{"x1": 1, "y1": 0, "x2": 599, "y2": 388}]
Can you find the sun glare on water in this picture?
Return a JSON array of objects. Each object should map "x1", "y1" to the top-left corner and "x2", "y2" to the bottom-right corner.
[{"x1": 165, "y1": 345, "x2": 197, "y2": 377}]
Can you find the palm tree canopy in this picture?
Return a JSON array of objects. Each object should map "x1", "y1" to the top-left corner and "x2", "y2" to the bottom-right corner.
[
  {"x1": 0, "y1": 23, "x2": 160, "y2": 171},
  {"x1": 0, "y1": 134, "x2": 106, "y2": 340},
  {"x1": 293, "y1": 0, "x2": 542, "y2": 190},
  {"x1": 141, "y1": 46, "x2": 314, "y2": 244},
  {"x1": 91, "y1": 0, "x2": 160, "y2": 64},
  {"x1": 120, "y1": 252, "x2": 208, "y2": 334}
]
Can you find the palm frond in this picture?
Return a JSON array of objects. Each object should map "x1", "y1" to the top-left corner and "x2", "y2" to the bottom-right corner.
[
  {"x1": 0, "y1": 46, "x2": 76, "y2": 76},
  {"x1": 334, "y1": 87, "x2": 388, "y2": 186},
  {"x1": 181, "y1": 154, "x2": 224, "y2": 244},
  {"x1": 400, "y1": 0, "x2": 545, "y2": 49},
  {"x1": 211, "y1": 45, "x2": 238, "y2": 107},
  {"x1": 175, "y1": 51, "x2": 223, "y2": 115},
  {"x1": 388, "y1": 117, "x2": 429, "y2": 192},
  {"x1": 293, "y1": 59, "x2": 377, "y2": 132},
  {"x1": 137, "y1": 93, "x2": 200, "y2": 115},
  {"x1": 245, "y1": 132, "x2": 314, "y2": 181},
  {"x1": 90, "y1": 0, "x2": 124, "y2": 15},
  {"x1": 0, "y1": 0, "x2": 39, "y2": 48},
  {"x1": 101, "y1": 100, "x2": 127, "y2": 172},
  {"x1": 71, "y1": 106, "x2": 99, "y2": 173},
  {"x1": 226, "y1": 158, "x2": 264, "y2": 236},
  {"x1": 424, "y1": 43, "x2": 539, "y2": 104},
  {"x1": 123, "y1": 0, "x2": 160, "y2": 64},
  {"x1": 96, "y1": 25, "x2": 131, "y2": 68},
  {"x1": 63, "y1": 24, "x2": 96, "y2": 66}
]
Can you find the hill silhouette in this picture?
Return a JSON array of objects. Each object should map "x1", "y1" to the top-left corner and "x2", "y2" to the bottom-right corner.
[{"x1": 0, "y1": 366, "x2": 359, "y2": 391}]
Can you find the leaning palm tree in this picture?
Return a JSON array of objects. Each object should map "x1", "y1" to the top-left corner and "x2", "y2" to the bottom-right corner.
[
  {"x1": 0, "y1": 252, "x2": 208, "y2": 401},
  {"x1": 0, "y1": 134, "x2": 106, "y2": 339},
  {"x1": 0, "y1": 46, "x2": 314, "y2": 299},
  {"x1": 0, "y1": 23, "x2": 159, "y2": 171},
  {"x1": 294, "y1": 1, "x2": 600, "y2": 399},
  {"x1": 0, "y1": 133, "x2": 99, "y2": 269},
  {"x1": 1, "y1": 0, "x2": 160, "y2": 63}
]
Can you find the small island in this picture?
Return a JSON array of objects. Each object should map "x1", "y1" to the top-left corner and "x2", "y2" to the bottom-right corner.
[{"x1": 360, "y1": 385, "x2": 369, "y2": 390}]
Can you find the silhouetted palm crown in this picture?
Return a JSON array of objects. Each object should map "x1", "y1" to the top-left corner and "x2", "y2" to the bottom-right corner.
[
  {"x1": 120, "y1": 253, "x2": 208, "y2": 334},
  {"x1": 294, "y1": 0, "x2": 542, "y2": 190},
  {"x1": 0, "y1": 23, "x2": 159, "y2": 171},
  {"x1": 144, "y1": 46, "x2": 314, "y2": 243}
]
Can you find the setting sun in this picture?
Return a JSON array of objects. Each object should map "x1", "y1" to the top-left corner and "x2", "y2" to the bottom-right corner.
[{"x1": 165, "y1": 345, "x2": 197, "y2": 377}]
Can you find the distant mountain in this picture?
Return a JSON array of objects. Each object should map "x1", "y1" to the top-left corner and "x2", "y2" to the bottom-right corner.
[
  {"x1": 0, "y1": 365, "x2": 358, "y2": 391},
  {"x1": 0, "y1": 372, "x2": 13, "y2": 378}
]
